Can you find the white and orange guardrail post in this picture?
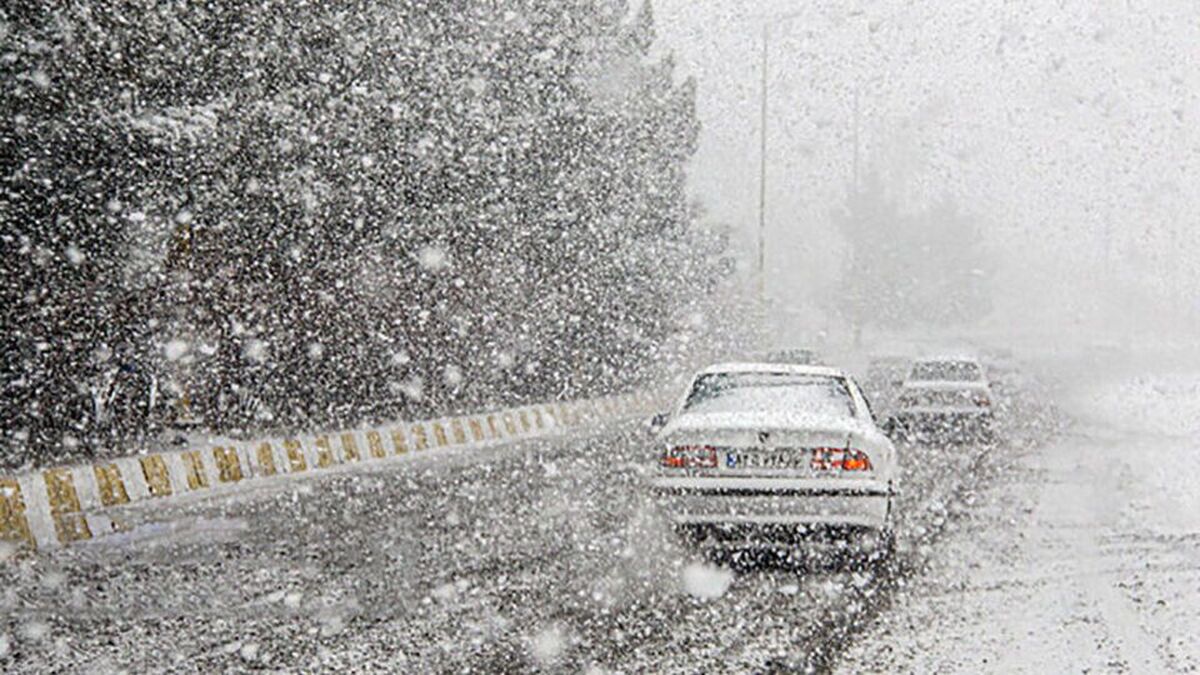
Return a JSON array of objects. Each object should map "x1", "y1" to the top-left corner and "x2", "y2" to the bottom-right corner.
[{"x1": 1, "y1": 392, "x2": 658, "y2": 553}]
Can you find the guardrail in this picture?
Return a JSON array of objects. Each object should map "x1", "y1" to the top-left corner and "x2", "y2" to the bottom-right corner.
[{"x1": 1, "y1": 391, "x2": 655, "y2": 552}]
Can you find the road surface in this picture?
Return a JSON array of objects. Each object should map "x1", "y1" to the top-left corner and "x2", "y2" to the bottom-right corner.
[
  {"x1": 2, "y1": 367, "x2": 1058, "y2": 672},
  {"x1": 839, "y1": 366, "x2": 1200, "y2": 673}
]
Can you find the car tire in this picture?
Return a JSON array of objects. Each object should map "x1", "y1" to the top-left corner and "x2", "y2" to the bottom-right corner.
[
  {"x1": 878, "y1": 527, "x2": 897, "y2": 559},
  {"x1": 868, "y1": 496, "x2": 898, "y2": 567},
  {"x1": 978, "y1": 418, "x2": 998, "y2": 444}
]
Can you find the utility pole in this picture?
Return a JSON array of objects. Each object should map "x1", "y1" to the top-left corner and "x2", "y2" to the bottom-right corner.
[
  {"x1": 753, "y1": 9, "x2": 814, "y2": 325},
  {"x1": 852, "y1": 83, "x2": 861, "y2": 194},
  {"x1": 757, "y1": 22, "x2": 769, "y2": 306},
  {"x1": 749, "y1": 8, "x2": 868, "y2": 343}
]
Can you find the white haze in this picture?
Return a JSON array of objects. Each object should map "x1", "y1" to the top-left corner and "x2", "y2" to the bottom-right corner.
[{"x1": 655, "y1": 0, "x2": 1200, "y2": 346}]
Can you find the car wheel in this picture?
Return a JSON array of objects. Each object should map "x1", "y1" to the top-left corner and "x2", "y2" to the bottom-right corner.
[
  {"x1": 979, "y1": 419, "x2": 998, "y2": 444},
  {"x1": 868, "y1": 496, "x2": 898, "y2": 567},
  {"x1": 878, "y1": 527, "x2": 897, "y2": 560}
]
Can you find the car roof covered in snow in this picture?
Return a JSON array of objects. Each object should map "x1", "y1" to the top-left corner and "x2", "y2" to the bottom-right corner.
[
  {"x1": 912, "y1": 354, "x2": 983, "y2": 365},
  {"x1": 902, "y1": 379, "x2": 990, "y2": 391},
  {"x1": 696, "y1": 362, "x2": 847, "y2": 378}
]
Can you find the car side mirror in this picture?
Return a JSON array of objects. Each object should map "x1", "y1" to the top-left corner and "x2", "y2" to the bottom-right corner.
[{"x1": 647, "y1": 412, "x2": 669, "y2": 434}]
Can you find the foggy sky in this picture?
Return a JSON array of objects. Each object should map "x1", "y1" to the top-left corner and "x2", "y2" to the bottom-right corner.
[{"x1": 654, "y1": 0, "x2": 1199, "y2": 337}]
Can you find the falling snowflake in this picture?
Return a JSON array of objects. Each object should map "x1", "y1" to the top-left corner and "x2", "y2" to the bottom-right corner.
[
  {"x1": 243, "y1": 339, "x2": 268, "y2": 364},
  {"x1": 164, "y1": 339, "x2": 189, "y2": 361},
  {"x1": 681, "y1": 563, "x2": 732, "y2": 600},
  {"x1": 65, "y1": 245, "x2": 84, "y2": 266},
  {"x1": 307, "y1": 342, "x2": 325, "y2": 360},
  {"x1": 416, "y1": 245, "x2": 451, "y2": 272},
  {"x1": 530, "y1": 624, "x2": 567, "y2": 665},
  {"x1": 401, "y1": 377, "x2": 424, "y2": 401}
]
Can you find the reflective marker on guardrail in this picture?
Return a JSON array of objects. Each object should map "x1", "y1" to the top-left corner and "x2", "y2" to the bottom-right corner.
[{"x1": 0, "y1": 392, "x2": 656, "y2": 552}]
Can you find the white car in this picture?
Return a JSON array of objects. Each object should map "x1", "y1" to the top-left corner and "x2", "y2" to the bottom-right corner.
[
  {"x1": 887, "y1": 356, "x2": 994, "y2": 442},
  {"x1": 761, "y1": 347, "x2": 822, "y2": 366},
  {"x1": 648, "y1": 363, "x2": 898, "y2": 560}
]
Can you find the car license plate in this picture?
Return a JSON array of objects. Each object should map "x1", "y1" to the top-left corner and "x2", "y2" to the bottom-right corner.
[{"x1": 725, "y1": 449, "x2": 808, "y2": 470}]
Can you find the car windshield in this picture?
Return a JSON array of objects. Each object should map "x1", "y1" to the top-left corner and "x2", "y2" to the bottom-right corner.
[
  {"x1": 681, "y1": 372, "x2": 855, "y2": 418},
  {"x1": 910, "y1": 361, "x2": 983, "y2": 382}
]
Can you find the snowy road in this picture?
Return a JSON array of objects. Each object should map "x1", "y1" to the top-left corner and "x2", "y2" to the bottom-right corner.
[
  {"x1": 840, "y1": 365, "x2": 1200, "y2": 674},
  {"x1": 2, "y1": 368, "x2": 1053, "y2": 672}
]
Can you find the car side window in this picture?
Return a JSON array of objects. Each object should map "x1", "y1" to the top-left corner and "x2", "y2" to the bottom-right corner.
[
  {"x1": 848, "y1": 380, "x2": 878, "y2": 424},
  {"x1": 863, "y1": 395, "x2": 879, "y2": 424}
]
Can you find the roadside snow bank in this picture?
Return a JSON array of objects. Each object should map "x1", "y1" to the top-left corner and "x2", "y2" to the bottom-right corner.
[
  {"x1": 1067, "y1": 373, "x2": 1200, "y2": 438},
  {"x1": 1063, "y1": 372, "x2": 1200, "y2": 535}
]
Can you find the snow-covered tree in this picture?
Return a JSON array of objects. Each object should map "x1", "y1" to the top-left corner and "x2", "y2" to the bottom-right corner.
[
  {"x1": 1, "y1": 1, "x2": 704, "y2": 463},
  {"x1": 831, "y1": 171, "x2": 994, "y2": 339}
]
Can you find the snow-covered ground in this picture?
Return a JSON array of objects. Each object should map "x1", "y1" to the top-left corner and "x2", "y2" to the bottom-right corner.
[
  {"x1": 0, "y1": 364, "x2": 1042, "y2": 672},
  {"x1": 11, "y1": 358, "x2": 1166, "y2": 672},
  {"x1": 840, "y1": 365, "x2": 1200, "y2": 673}
]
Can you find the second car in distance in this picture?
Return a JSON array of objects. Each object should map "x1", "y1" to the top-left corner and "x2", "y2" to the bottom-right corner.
[{"x1": 886, "y1": 355, "x2": 995, "y2": 443}]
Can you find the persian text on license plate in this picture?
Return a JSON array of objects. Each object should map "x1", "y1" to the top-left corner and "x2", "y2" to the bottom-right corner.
[{"x1": 725, "y1": 450, "x2": 809, "y2": 470}]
